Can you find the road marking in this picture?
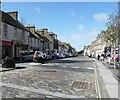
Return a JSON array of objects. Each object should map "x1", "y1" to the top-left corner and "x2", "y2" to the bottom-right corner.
[
  {"x1": 87, "y1": 67, "x2": 94, "y2": 70},
  {"x1": 16, "y1": 63, "x2": 41, "y2": 66},
  {"x1": 61, "y1": 66, "x2": 67, "y2": 67},
  {"x1": 0, "y1": 82, "x2": 85, "y2": 98},
  {"x1": 93, "y1": 62, "x2": 101, "y2": 99},
  {"x1": 72, "y1": 66, "x2": 79, "y2": 69}
]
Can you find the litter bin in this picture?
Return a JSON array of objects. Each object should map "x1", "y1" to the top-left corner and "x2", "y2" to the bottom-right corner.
[{"x1": 2, "y1": 56, "x2": 15, "y2": 68}]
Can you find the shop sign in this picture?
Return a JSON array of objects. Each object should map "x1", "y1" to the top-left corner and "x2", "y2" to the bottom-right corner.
[{"x1": 0, "y1": 40, "x2": 13, "y2": 46}]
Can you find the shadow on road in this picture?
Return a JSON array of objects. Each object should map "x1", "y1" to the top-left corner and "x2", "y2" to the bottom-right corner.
[
  {"x1": 49, "y1": 59, "x2": 93, "y2": 63},
  {"x1": 0, "y1": 66, "x2": 26, "y2": 72}
]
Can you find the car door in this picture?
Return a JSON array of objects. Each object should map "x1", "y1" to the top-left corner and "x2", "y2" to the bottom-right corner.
[{"x1": 27, "y1": 52, "x2": 34, "y2": 61}]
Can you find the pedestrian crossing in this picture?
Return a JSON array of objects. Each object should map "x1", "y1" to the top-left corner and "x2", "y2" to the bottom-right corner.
[{"x1": 16, "y1": 62, "x2": 94, "y2": 71}]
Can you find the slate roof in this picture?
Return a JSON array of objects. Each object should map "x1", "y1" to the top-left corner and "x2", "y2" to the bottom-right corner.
[{"x1": 2, "y1": 11, "x2": 26, "y2": 30}]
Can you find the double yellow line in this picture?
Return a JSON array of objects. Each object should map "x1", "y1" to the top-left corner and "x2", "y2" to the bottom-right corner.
[{"x1": 93, "y1": 61, "x2": 101, "y2": 100}]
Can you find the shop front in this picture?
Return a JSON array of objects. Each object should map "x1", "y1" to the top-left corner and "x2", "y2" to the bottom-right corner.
[{"x1": 1, "y1": 40, "x2": 13, "y2": 59}]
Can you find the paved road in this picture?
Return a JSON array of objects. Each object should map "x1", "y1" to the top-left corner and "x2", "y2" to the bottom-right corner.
[{"x1": 0, "y1": 56, "x2": 97, "y2": 98}]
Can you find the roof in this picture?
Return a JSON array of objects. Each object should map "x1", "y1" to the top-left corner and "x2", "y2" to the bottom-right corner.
[
  {"x1": 29, "y1": 32, "x2": 39, "y2": 39},
  {"x1": 2, "y1": 11, "x2": 27, "y2": 30}
]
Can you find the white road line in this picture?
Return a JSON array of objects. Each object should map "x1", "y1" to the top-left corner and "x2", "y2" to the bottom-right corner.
[
  {"x1": 61, "y1": 66, "x2": 67, "y2": 67},
  {"x1": 0, "y1": 82, "x2": 85, "y2": 98},
  {"x1": 72, "y1": 66, "x2": 80, "y2": 69},
  {"x1": 16, "y1": 63, "x2": 41, "y2": 66},
  {"x1": 87, "y1": 67, "x2": 94, "y2": 70}
]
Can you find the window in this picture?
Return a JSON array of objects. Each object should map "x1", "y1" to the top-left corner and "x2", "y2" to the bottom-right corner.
[
  {"x1": 30, "y1": 37, "x2": 32, "y2": 44},
  {"x1": 3, "y1": 24, "x2": 8, "y2": 37},
  {"x1": 22, "y1": 30, "x2": 25, "y2": 42},
  {"x1": 34, "y1": 38, "x2": 36, "y2": 44},
  {"x1": 14, "y1": 27, "x2": 17, "y2": 39}
]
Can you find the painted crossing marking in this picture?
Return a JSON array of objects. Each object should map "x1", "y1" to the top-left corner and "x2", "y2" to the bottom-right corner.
[
  {"x1": 87, "y1": 67, "x2": 94, "y2": 70},
  {"x1": 0, "y1": 82, "x2": 85, "y2": 98},
  {"x1": 16, "y1": 63, "x2": 41, "y2": 66},
  {"x1": 61, "y1": 66, "x2": 67, "y2": 67},
  {"x1": 72, "y1": 66, "x2": 80, "y2": 69}
]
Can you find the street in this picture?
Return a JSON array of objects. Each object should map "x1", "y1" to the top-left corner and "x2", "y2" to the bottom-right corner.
[{"x1": 0, "y1": 56, "x2": 97, "y2": 98}]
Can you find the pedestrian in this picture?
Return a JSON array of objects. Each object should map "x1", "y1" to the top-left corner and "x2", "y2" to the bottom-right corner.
[
  {"x1": 101, "y1": 54, "x2": 105, "y2": 61},
  {"x1": 20, "y1": 51, "x2": 23, "y2": 62},
  {"x1": 116, "y1": 51, "x2": 119, "y2": 62},
  {"x1": 97, "y1": 54, "x2": 100, "y2": 60},
  {"x1": 33, "y1": 50, "x2": 38, "y2": 63},
  {"x1": 43, "y1": 52, "x2": 47, "y2": 63}
]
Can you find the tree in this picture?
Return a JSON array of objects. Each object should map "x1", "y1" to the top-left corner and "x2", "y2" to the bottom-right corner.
[
  {"x1": 78, "y1": 50, "x2": 84, "y2": 55},
  {"x1": 102, "y1": 12, "x2": 119, "y2": 69}
]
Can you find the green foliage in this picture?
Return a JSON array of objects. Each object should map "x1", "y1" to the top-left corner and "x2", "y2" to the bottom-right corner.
[
  {"x1": 78, "y1": 50, "x2": 84, "y2": 54},
  {"x1": 102, "y1": 12, "x2": 119, "y2": 46}
]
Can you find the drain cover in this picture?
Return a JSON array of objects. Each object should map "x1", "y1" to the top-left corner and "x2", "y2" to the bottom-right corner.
[{"x1": 72, "y1": 81, "x2": 92, "y2": 90}]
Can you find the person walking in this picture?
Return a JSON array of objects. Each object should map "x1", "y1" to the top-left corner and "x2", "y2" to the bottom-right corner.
[
  {"x1": 43, "y1": 52, "x2": 47, "y2": 63},
  {"x1": 20, "y1": 51, "x2": 23, "y2": 62},
  {"x1": 97, "y1": 54, "x2": 100, "y2": 60},
  {"x1": 116, "y1": 51, "x2": 119, "y2": 62},
  {"x1": 33, "y1": 50, "x2": 38, "y2": 63}
]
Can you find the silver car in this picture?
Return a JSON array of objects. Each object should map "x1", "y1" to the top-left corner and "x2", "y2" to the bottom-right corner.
[{"x1": 22, "y1": 51, "x2": 44, "y2": 61}]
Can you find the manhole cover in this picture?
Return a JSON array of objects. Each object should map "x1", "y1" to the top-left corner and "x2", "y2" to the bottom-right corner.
[{"x1": 72, "y1": 81, "x2": 92, "y2": 90}]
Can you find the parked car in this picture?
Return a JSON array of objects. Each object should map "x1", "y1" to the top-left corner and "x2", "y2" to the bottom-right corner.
[
  {"x1": 46, "y1": 54, "x2": 52, "y2": 60},
  {"x1": 59, "y1": 53, "x2": 65, "y2": 59},
  {"x1": 22, "y1": 51, "x2": 44, "y2": 62},
  {"x1": 49, "y1": 52, "x2": 59, "y2": 59}
]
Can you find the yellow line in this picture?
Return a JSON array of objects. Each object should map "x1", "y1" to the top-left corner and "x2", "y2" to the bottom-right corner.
[{"x1": 93, "y1": 61, "x2": 101, "y2": 100}]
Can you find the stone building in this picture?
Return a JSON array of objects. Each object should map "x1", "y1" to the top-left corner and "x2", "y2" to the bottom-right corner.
[
  {"x1": 1, "y1": 11, "x2": 30, "y2": 59},
  {"x1": 26, "y1": 25, "x2": 42, "y2": 51},
  {"x1": 37, "y1": 29, "x2": 54, "y2": 54}
]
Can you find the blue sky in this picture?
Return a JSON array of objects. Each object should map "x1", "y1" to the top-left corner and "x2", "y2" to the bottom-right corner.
[{"x1": 2, "y1": 2, "x2": 118, "y2": 51}]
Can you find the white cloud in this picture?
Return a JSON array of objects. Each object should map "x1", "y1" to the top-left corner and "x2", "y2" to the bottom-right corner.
[
  {"x1": 71, "y1": 11, "x2": 75, "y2": 16},
  {"x1": 71, "y1": 30, "x2": 99, "y2": 41},
  {"x1": 72, "y1": 34, "x2": 81, "y2": 40},
  {"x1": 94, "y1": 13, "x2": 109, "y2": 22},
  {"x1": 34, "y1": 7, "x2": 41, "y2": 13},
  {"x1": 77, "y1": 25, "x2": 84, "y2": 32},
  {"x1": 79, "y1": 16, "x2": 84, "y2": 20}
]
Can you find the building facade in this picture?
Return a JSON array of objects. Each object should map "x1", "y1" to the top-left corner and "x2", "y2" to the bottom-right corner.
[{"x1": 1, "y1": 11, "x2": 30, "y2": 58}]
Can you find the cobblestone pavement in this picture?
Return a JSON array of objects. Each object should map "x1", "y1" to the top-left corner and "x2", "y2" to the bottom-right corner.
[{"x1": 0, "y1": 56, "x2": 97, "y2": 98}]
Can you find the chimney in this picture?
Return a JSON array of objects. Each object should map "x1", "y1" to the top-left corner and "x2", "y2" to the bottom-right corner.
[
  {"x1": 7, "y1": 11, "x2": 18, "y2": 20},
  {"x1": 36, "y1": 29, "x2": 44, "y2": 37},
  {"x1": 42, "y1": 28, "x2": 48, "y2": 33},
  {"x1": 26, "y1": 24, "x2": 35, "y2": 33}
]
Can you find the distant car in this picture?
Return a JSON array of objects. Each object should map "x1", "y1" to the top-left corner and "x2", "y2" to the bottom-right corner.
[
  {"x1": 59, "y1": 53, "x2": 65, "y2": 59},
  {"x1": 49, "y1": 53, "x2": 59, "y2": 59},
  {"x1": 46, "y1": 54, "x2": 52, "y2": 60},
  {"x1": 22, "y1": 51, "x2": 44, "y2": 62}
]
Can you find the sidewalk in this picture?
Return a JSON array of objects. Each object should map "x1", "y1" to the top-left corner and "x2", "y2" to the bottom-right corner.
[{"x1": 93, "y1": 58, "x2": 118, "y2": 98}]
